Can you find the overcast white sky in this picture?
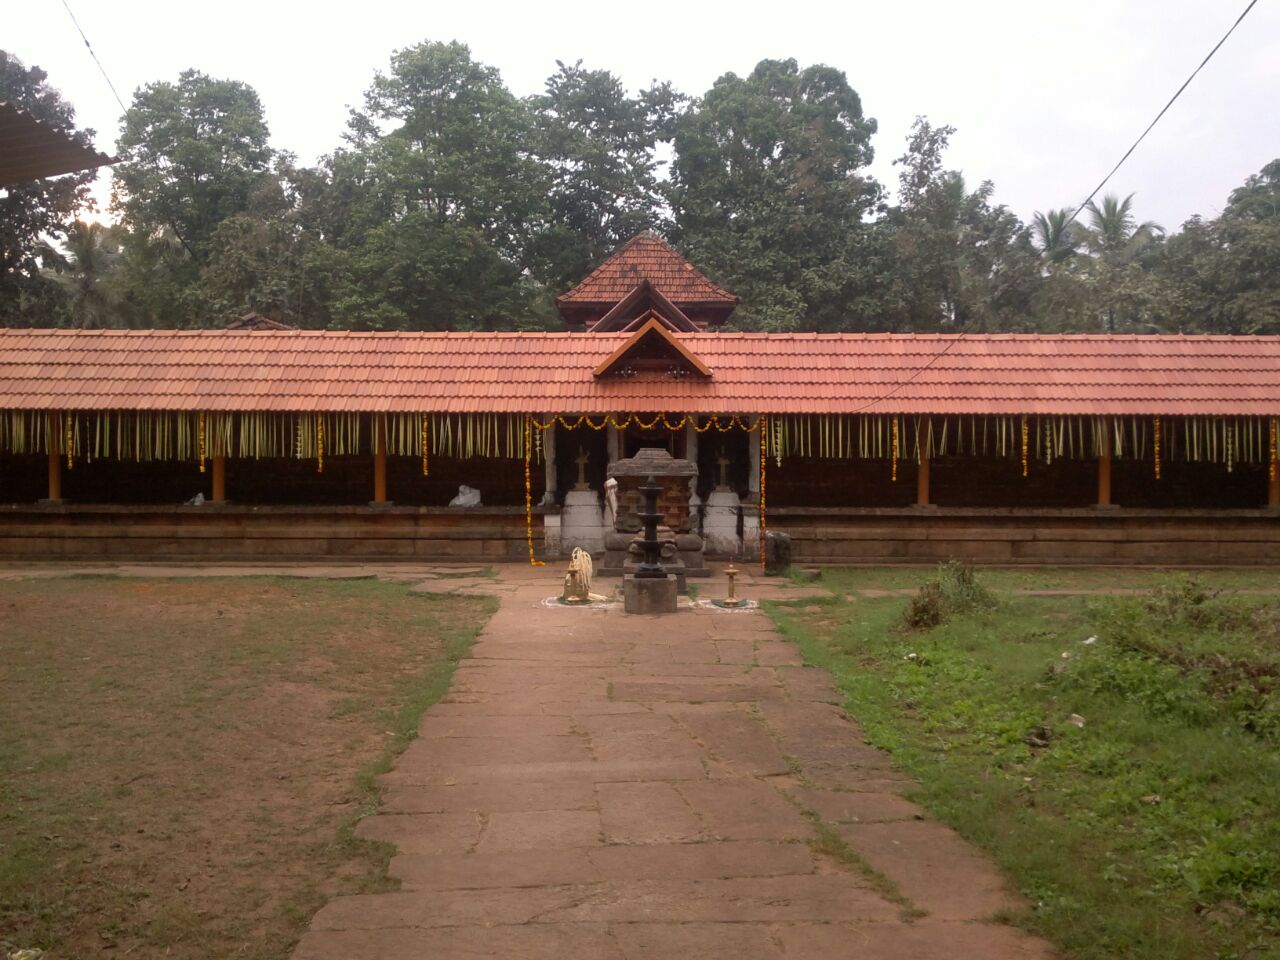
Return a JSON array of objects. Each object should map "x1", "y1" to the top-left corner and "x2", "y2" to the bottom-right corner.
[{"x1": 10, "y1": 0, "x2": 1280, "y2": 230}]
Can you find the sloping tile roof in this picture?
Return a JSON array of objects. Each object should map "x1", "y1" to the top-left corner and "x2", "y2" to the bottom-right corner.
[
  {"x1": 0, "y1": 329, "x2": 1278, "y2": 416},
  {"x1": 557, "y1": 232, "x2": 738, "y2": 306},
  {"x1": 0, "y1": 101, "x2": 115, "y2": 186}
]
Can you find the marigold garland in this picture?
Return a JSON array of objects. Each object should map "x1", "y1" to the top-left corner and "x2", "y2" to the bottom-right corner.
[
  {"x1": 523, "y1": 414, "x2": 545, "y2": 567},
  {"x1": 421, "y1": 414, "x2": 430, "y2": 476},
  {"x1": 1154, "y1": 416, "x2": 1163, "y2": 479},
  {"x1": 64, "y1": 413, "x2": 73, "y2": 470},
  {"x1": 1021, "y1": 417, "x2": 1029, "y2": 477},
  {"x1": 316, "y1": 415, "x2": 324, "y2": 473},
  {"x1": 1270, "y1": 419, "x2": 1278, "y2": 484},
  {"x1": 890, "y1": 418, "x2": 899, "y2": 481},
  {"x1": 759, "y1": 415, "x2": 768, "y2": 569},
  {"x1": 198, "y1": 411, "x2": 207, "y2": 473}
]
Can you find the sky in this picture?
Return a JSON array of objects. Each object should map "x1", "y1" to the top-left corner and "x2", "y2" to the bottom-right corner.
[{"x1": 9, "y1": 0, "x2": 1279, "y2": 231}]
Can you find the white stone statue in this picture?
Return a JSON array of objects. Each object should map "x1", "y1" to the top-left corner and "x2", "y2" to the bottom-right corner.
[
  {"x1": 562, "y1": 546, "x2": 607, "y2": 603},
  {"x1": 604, "y1": 477, "x2": 619, "y2": 529}
]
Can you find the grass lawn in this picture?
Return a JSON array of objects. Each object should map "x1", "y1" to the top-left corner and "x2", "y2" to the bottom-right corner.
[
  {"x1": 768, "y1": 566, "x2": 1280, "y2": 960},
  {"x1": 0, "y1": 576, "x2": 495, "y2": 959}
]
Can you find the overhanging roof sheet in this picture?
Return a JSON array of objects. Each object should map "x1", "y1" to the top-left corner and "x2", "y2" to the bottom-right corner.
[
  {"x1": 0, "y1": 329, "x2": 1278, "y2": 416},
  {"x1": 0, "y1": 101, "x2": 114, "y2": 186}
]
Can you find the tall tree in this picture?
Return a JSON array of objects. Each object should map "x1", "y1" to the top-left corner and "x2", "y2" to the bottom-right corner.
[
  {"x1": 46, "y1": 221, "x2": 122, "y2": 328},
  {"x1": 1079, "y1": 193, "x2": 1163, "y2": 331},
  {"x1": 882, "y1": 118, "x2": 1040, "y2": 331},
  {"x1": 0, "y1": 52, "x2": 99, "y2": 324},
  {"x1": 113, "y1": 70, "x2": 274, "y2": 264},
  {"x1": 670, "y1": 58, "x2": 881, "y2": 331},
  {"x1": 1031, "y1": 208, "x2": 1080, "y2": 265},
  {"x1": 316, "y1": 40, "x2": 551, "y2": 329},
  {"x1": 528, "y1": 61, "x2": 683, "y2": 291},
  {"x1": 1149, "y1": 160, "x2": 1280, "y2": 334}
]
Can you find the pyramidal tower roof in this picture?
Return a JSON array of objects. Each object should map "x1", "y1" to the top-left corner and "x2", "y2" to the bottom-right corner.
[{"x1": 557, "y1": 231, "x2": 738, "y2": 307}]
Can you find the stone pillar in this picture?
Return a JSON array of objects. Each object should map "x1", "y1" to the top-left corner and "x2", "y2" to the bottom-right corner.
[
  {"x1": 685, "y1": 417, "x2": 701, "y2": 511},
  {"x1": 1097, "y1": 435, "x2": 1113, "y2": 508},
  {"x1": 372, "y1": 419, "x2": 388, "y2": 504},
  {"x1": 46, "y1": 450, "x2": 62, "y2": 502},
  {"x1": 541, "y1": 418, "x2": 557, "y2": 507},
  {"x1": 747, "y1": 420, "x2": 761, "y2": 501},
  {"x1": 606, "y1": 423, "x2": 621, "y2": 463},
  {"x1": 211, "y1": 456, "x2": 227, "y2": 503}
]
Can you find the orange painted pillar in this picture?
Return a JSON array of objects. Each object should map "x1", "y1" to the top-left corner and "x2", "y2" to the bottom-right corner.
[
  {"x1": 373, "y1": 418, "x2": 388, "y2": 504},
  {"x1": 916, "y1": 450, "x2": 930, "y2": 507},
  {"x1": 1269, "y1": 460, "x2": 1279, "y2": 508},
  {"x1": 47, "y1": 451, "x2": 62, "y2": 501},
  {"x1": 211, "y1": 455, "x2": 226, "y2": 503}
]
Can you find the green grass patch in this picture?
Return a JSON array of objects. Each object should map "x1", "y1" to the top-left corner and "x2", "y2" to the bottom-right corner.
[{"x1": 767, "y1": 566, "x2": 1280, "y2": 960}]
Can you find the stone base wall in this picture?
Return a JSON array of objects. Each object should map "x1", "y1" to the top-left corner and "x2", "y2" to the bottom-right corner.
[
  {"x1": 772, "y1": 507, "x2": 1280, "y2": 565},
  {"x1": 0, "y1": 504, "x2": 540, "y2": 561}
]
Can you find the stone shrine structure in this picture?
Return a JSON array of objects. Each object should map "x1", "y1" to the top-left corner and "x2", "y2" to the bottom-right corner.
[{"x1": 600, "y1": 448, "x2": 707, "y2": 590}]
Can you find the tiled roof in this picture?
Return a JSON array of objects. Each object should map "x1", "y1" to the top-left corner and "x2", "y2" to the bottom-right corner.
[
  {"x1": 557, "y1": 232, "x2": 738, "y2": 305},
  {"x1": 0, "y1": 329, "x2": 1278, "y2": 416}
]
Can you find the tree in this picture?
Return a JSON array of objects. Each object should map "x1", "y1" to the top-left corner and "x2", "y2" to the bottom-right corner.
[
  {"x1": 527, "y1": 61, "x2": 683, "y2": 291},
  {"x1": 1079, "y1": 193, "x2": 1163, "y2": 331},
  {"x1": 881, "y1": 118, "x2": 1040, "y2": 331},
  {"x1": 1147, "y1": 161, "x2": 1280, "y2": 334},
  {"x1": 0, "y1": 51, "x2": 99, "y2": 324},
  {"x1": 349, "y1": 40, "x2": 547, "y2": 260},
  {"x1": 669, "y1": 58, "x2": 881, "y2": 331},
  {"x1": 46, "y1": 221, "x2": 122, "y2": 327},
  {"x1": 113, "y1": 70, "x2": 274, "y2": 263},
  {"x1": 1031, "y1": 208, "x2": 1080, "y2": 265},
  {"x1": 308, "y1": 40, "x2": 552, "y2": 329}
]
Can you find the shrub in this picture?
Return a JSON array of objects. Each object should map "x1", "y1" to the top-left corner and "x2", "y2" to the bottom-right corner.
[{"x1": 901, "y1": 561, "x2": 996, "y2": 631}]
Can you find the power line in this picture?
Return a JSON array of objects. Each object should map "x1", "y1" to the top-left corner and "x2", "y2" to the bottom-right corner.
[
  {"x1": 59, "y1": 0, "x2": 127, "y2": 114},
  {"x1": 1067, "y1": 0, "x2": 1261, "y2": 226}
]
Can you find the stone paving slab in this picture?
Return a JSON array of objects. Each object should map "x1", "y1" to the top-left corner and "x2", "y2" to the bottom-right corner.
[{"x1": 292, "y1": 572, "x2": 1057, "y2": 960}]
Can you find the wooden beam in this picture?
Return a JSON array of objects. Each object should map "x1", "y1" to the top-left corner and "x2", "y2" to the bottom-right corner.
[
  {"x1": 916, "y1": 450, "x2": 930, "y2": 507},
  {"x1": 211, "y1": 456, "x2": 226, "y2": 503},
  {"x1": 46, "y1": 451, "x2": 62, "y2": 501},
  {"x1": 373, "y1": 418, "x2": 388, "y2": 504}
]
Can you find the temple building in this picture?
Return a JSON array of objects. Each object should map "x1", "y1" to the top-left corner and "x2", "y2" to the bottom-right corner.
[{"x1": 0, "y1": 231, "x2": 1278, "y2": 564}]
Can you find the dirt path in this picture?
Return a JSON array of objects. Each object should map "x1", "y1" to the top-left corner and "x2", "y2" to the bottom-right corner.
[{"x1": 291, "y1": 570, "x2": 1054, "y2": 960}]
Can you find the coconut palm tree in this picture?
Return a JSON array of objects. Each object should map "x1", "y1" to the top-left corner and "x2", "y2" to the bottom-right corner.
[
  {"x1": 1031, "y1": 208, "x2": 1079, "y2": 265},
  {"x1": 1082, "y1": 193, "x2": 1162, "y2": 259},
  {"x1": 47, "y1": 220, "x2": 122, "y2": 328},
  {"x1": 1080, "y1": 194, "x2": 1163, "y2": 332}
]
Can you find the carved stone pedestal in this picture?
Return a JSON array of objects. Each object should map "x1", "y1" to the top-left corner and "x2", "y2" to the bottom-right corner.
[{"x1": 623, "y1": 574, "x2": 677, "y2": 614}]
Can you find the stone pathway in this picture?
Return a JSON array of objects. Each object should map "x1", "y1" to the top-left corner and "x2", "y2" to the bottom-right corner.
[{"x1": 292, "y1": 569, "x2": 1054, "y2": 960}]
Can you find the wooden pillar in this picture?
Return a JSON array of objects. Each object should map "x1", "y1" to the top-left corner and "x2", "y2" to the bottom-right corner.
[
  {"x1": 46, "y1": 451, "x2": 62, "y2": 501},
  {"x1": 211, "y1": 455, "x2": 226, "y2": 503},
  {"x1": 1097, "y1": 436, "x2": 1113, "y2": 507},
  {"x1": 373, "y1": 417, "x2": 388, "y2": 504},
  {"x1": 1269, "y1": 461, "x2": 1279, "y2": 509},
  {"x1": 916, "y1": 449, "x2": 930, "y2": 507}
]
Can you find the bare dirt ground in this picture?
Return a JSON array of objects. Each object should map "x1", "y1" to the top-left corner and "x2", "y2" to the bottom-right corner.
[{"x1": 0, "y1": 576, "x2": 490, "y2": 959}]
